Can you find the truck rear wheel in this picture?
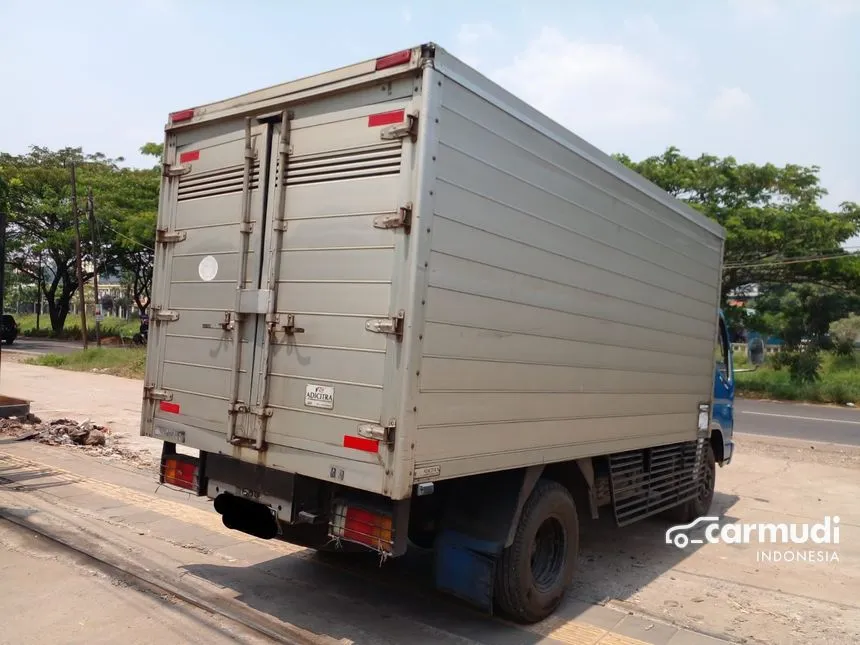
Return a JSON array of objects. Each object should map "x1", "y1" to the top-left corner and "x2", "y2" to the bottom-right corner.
[
  {"x1": 494, "y1": 480, "x2": 578, "y2": 623},
  {"x1": 666, "y1": 441, "x2": 716, "y2": 524}
]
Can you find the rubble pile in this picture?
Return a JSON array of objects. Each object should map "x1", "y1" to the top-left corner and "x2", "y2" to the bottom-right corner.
[
  {"x1": 0, "y1": 415, "x2": 108, "y2": 446},
  {"x1": 0, "y1": 415, "x2": 153, "y2": 468}
]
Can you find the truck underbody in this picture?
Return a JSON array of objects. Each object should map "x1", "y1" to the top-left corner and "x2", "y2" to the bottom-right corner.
[{"x1": 159, "y1": 429, "x2": 725, "y2": 620}]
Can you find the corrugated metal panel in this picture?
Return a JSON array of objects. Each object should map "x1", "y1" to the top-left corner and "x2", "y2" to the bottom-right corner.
[{"x1": 413, "y1": 76, "x2": 722, "y2": 479}]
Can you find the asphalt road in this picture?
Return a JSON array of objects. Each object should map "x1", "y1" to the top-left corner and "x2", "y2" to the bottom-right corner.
[
  {"x1": 1, "y1": 338, "x2": 84, "y2": 356},
  {"x1": 736, "y1": 398, "x2": 860, "y2": 445}
]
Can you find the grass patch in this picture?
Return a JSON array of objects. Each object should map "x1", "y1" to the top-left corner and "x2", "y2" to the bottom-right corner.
[
  {"x1": 735, "y1": 351, "x2": 860, "y2": 405},
  {"x1": 25, "y1": 347, "x2": 147, "y2": 379},
  {"x1": 15, "y1": 314, "x2": 141, "y2": 341}
]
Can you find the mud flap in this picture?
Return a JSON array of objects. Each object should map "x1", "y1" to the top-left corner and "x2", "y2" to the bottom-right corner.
[{"x1": 434, "y1": 529, "x2": 501, "y2": 613}]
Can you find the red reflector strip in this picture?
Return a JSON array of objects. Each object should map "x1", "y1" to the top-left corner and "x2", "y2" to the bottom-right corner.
[
  {"x1": 343, "y1": 435, "x2": 379, "y2": 453},
  {"x1": 375, "y1": 49, "x2": 411, "y2": 71},
  {"x1": 159, "y1": 401, "x2": 180, "y2": 414},
  {"x1": 368, "y1": 109, "x2": 405, "y2": 128},
  {"x1": 170, "y1": 109, "x2": 194, "y2": 122},
  {"x1": 179, "y1": 150, "x2": 199, "y2": 163}
]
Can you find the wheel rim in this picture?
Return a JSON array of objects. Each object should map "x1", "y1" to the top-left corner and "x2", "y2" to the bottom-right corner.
[{"x1": 530, "y1": 516, "x2": 566, "y2": 592}]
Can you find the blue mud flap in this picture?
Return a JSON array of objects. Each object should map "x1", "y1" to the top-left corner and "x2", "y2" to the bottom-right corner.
[{"x1": 434, "y1": 529, "x2": 503, "y2": 614}]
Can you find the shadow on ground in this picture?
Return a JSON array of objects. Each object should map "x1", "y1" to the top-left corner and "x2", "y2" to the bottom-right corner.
[{"x1": 184, "y1": 492, "x2": 741, "y2": 644}]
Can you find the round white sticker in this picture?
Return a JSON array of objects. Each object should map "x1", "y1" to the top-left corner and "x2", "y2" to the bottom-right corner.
[{"x1": 198, "y1": 255, "x2": 218, "y2": 282}]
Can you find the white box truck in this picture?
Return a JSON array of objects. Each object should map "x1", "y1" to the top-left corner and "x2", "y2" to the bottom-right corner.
[{"x1": 142, "y1": 43, "x2": 736, "y2": 623}]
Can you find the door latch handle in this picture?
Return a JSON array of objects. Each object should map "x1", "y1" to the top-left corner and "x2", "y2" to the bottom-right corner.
[
  {"x1": 202, "y1": 312, "x2": 235, "y2": 332},
  {"x1": 281, "y1": 314, "x2": 304, "y2": 335}
]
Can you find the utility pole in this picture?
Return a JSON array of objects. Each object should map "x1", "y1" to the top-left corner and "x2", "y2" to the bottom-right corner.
[
  {"x1": 35, "y1": 251, "x2": 42, "y2": 330},
  {"x1": 87, "y1": 187, "x2": 101, "y2": 346},
  {"x1": 0, "y1": 209, "x2": 6, "y2": 377},
  {"x1": 70, "y1": 163, "x2": 88, "y2": 349}
]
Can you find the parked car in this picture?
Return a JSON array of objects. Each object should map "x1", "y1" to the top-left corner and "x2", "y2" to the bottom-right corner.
[{"x1": 1, "y1": 314, "x2": 19, "y2": 344}]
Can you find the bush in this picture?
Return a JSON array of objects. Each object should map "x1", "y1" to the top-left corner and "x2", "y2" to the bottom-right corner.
[
  {"x1": 16, "y1": 314, "x2": 141, "y2": 341},
  {"x1": 25, "y1": 347, "x2": 147, "y2": 379},
  {"x1": 769, "y1": 351, "x2": 792, "y2": 371},
  {"x1": 833, "y1": 338, "x2": 857, "y2": 359},
  {"x1": 736, "y1": 351, "x2": 859, "y2": 404},
  {"x1": 787, "y1": 349, "x2": 822, "y2": 384},
  {"x1": 830, "y1": 314, "x2": 860, "y2": 355},
  {"x1": 767, "y1": 349, "x2": 822, "y2": 382}
]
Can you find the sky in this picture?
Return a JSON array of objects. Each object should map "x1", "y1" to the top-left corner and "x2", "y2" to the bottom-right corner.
[{"x1": 1, "y1": 0, "x2": 858, "y2": 223}]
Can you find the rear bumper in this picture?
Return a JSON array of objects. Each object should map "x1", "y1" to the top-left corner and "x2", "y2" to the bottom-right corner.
[{"x1": 144, "y1": 417, "x2": 388, "y2": 495}]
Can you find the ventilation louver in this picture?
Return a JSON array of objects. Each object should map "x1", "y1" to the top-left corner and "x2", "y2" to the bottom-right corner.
[
  {"x1": 178, "y1": 162, "x2": 261, "y2": 202},
  {"x1": 277, "y1": 143, "x2": 402, "y2": 187}
]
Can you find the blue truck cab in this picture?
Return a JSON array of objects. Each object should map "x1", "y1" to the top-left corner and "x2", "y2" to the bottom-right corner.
[{"x1": 712, "y1": 310, "x2": 735, "y2": 466}]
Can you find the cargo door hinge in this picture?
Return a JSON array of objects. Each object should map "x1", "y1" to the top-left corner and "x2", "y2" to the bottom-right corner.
[
  {"x1": 163, "y1": 164, "x2": 191, "y2": 178},
  {"x1": 143, "y1": 387, "x2": 173, "y2": 402},
  {"x1": 156, "y1": 228, "x2": 187, "y2": 244},
  {"x1": 365, "y1": 310, "x2": 404, "y2": 339},
  {"x1": 358, "y1": 420, "x2": 396, "y2": 444},
  {"x1": 373, "y1": 203, "x2": 412, "y2": 232},
  {"x1": 151, "y1": 306, "x2": 180, "y2": 322},
  {"x1": 380, "y1": 114, "x2": 418, "y2": 141}
]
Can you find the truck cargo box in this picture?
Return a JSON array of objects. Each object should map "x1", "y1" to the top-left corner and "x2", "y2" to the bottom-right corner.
[{"x1": 142, "y1": 43, "x2": 725, "y2": 503}]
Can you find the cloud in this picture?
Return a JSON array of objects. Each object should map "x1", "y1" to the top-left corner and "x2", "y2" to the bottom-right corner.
[
  {"x1": 728, "y1": 0, "x2": 859, "y2": 21},
  {"x1": 706, "y1": 87, "x2": 754, "y2": 121},
  {"x1": 491, "y1": 27, "x2": 678, "y2": 130},
  {"x1": 622, "y1": 14, "x2": 661, "y2": 37},
  {"x1": 457, "y1": 23, "x2": 497, "y2": 46},
  {"x1": 455, "y1": 23, "x2": 498, "y2": 67},
  {"x1": 818, "y1": 0, "x2": 860, "y2": 16},
  {"x1": 401, "y1": 8, "x2": 412, "y2": 23},
  {"x1": 729, "y1": 0, "x2": 780, "y2": 22}
]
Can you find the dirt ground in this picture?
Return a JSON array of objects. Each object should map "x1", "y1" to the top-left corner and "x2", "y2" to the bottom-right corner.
[
  {"x1": 570, "y1": 434, "x2": 859, "y2": 644},
  {"x1": 1, "y1": 360, "x2": 858, "y2": 644}
]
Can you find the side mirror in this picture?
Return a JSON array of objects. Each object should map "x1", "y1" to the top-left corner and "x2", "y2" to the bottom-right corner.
[{"x1": 743, "y1": 337, "x2": 765, "y2": 371}]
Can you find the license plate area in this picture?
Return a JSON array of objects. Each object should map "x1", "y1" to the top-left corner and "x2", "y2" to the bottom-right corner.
[{"x1": 204, "y1": 453, "x2": 295, "y2": 523}]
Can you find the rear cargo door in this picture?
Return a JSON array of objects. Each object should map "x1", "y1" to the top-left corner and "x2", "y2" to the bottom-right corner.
[
  {"x1": 149, "y1": 120, "x2": 272, "y2": 438},
  {"x1": 249, "y1": 102, "x2": 415, "y2": 472}
]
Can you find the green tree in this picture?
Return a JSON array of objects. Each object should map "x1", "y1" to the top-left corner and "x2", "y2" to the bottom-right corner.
[
  {"x1": 614, "y1": 147, "x2": 860, "y2": 301},
  {"x1": 0, "y1": 146, "x2": 159, "y2": 332},
  {"x1": 139, "y1": 142, "x2": 164, "y2": 161},
  {"x1": 91, "y1": 147, "x2": 160, "y2": 315},
  {"x1": 748, "y1": 284, "x2": 860, "y2": 348},
  {"x1": 104, "y1": 143, "x2": 163, "y2": 314}
]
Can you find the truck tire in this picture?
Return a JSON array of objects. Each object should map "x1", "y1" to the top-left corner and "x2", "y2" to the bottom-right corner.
[
  {"x1": 666, "y1": 441, "x2": 716, "y2": 524},
  {"x1": 494, "y1": 479, "x2": 579, "y2": 623}
]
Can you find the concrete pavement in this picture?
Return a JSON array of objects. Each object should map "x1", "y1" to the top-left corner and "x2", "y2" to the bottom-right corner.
[
  {"x1": 1, "y1": 361, "x2": 859, "y2": 643},
  {"x1": 0, "y1": 519, "x2": 269, "y2": 645},
  {"x1": 736, "y1": 399, "x2": 860, "y2": 445}
]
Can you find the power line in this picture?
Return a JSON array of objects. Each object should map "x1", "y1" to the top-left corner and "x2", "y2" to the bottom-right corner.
[
  {"x1": 725, "y1": 251, "x2": 860, "y2": 270},
  {"x1": 97, "y1": 220, "x2": 155, "y2": 251}
]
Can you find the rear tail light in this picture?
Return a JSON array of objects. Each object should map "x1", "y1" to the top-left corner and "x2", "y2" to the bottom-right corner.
[
  {"x1": 161, "y1": 454, "x2": 202, "y2": 493},
  {"x1": 330, "y1": 503, "x2": 393, "y2": 553},
  {"x1": 375, "y1": 49, "x2": 412, "y2": 71}
]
